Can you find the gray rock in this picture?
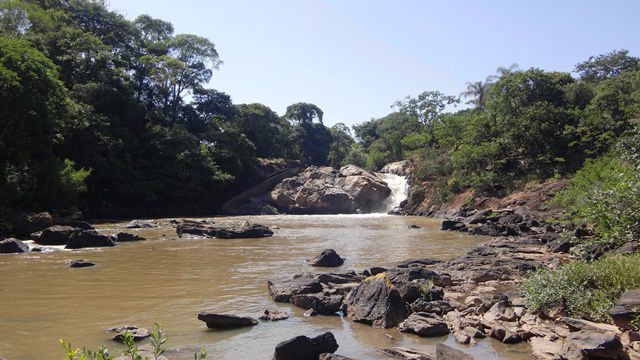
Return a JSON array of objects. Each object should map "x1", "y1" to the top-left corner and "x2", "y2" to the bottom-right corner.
[
  {"x1": 311, "y1": 249, "x2": 344, "y2": 267},
  {"x1": 435, "y1": 344, "x2": 474, "y2": 360},
  {"x1": 259, "y1": 309, "x2": 289, "y2": 321},
  {"x1": 290, "y1": 293, "x2": 343, "y2": 315},
  {"x1": 273, "y1": 332, "x2": 339, "y2": 360},
  {"x1": 197, "y1": 313, "x2": 258, "y2": 329},
  {"x1": 0, "y1": 238, "x2": 29, "y2": 254},
  {"x1": 379, "y1": 347, "x2": 431, "y2": 360},
  {"x1": 319, "y1": 354, "x2": 354, "y2": 360},
  {"x1": 344, "y1": 274, "x2": 409, "y2": 328},
  {"x1": 561, "y1": 331, "x2": 626, "y2": 359},
  {"x1": 125, "y1": 220, "x2": 158, "y2": 229},
  {"x1": 609, "y1": 289, "x2": 640, "y2": 331},
  {"x1": 108, "y1": 326, "x2": 151, "y2": 342},
  {"x1": 441, "y1": 220, "x2": 467, "y2": 232},
  {"x1": 177, "y1": 222, "x2": 273, "y2": 239},
  {"x1": 267, "y1": 276, "x2": 323, "y2": 302},
  {"x1": 398, "y1": 312, "x2": 449, "y2": 337}
]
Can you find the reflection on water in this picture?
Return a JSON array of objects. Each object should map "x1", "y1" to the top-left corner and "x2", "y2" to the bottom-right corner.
[{"x1": 0, "y1": 215, "x2": 530, "y2": 359}]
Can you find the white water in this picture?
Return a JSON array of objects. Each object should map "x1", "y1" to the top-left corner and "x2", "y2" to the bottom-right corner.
[{"x1": 378, "y1": 173, "x2": 410, "y2": 212}]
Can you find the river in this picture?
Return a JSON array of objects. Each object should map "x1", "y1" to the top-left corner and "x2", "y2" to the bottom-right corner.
[{"x1": 0, "y1": 213, "x2": 531, "y2": 360}]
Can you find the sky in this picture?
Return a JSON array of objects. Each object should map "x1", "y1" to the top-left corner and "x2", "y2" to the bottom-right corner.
[{"x1": 107, "y1": 0, "x2": 639, "y2": 127}]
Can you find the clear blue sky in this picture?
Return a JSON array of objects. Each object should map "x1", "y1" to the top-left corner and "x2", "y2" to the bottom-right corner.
[{"x1": 108, "y1": 0, "x2": 639, "y2": 127}]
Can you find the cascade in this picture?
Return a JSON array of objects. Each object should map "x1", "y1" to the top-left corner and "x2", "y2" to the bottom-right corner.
[{"x1": 378, "y1": 173, "x2": 409, "y2": 212}]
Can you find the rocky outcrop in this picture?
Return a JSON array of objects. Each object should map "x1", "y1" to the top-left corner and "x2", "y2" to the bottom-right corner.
[
  {"x1": 609, "y1": 290, "x2": 640, "y2": 331},
  {"x1": 290, "y1": 293, "x2": 343, "y2": 315},
  {"x1": 66, "y1": 230, "x2": 116, "y2": 249},
  {"x1": 108, "y1": 326, "x2": 151, "y2": 342},
  {"x1": 0, "y1": 238, "x2": 29, "y2": 254},
  {"x1": 267, "y1": 276, "x2": 324, "y2": 303},
  {"x1": 311, "y1": 249, "x2": 344, "y2": 267},
  {"x1": 35, "y1": 225, "x2": 77, "y2": 245},
  {"x1": 12, "y1": 212, "x2": 53, "y2": 238},
  {"x1": 343, "y1": 273, "x2": 409, "y2": 328},
  {"x1": 197, "y1": 313, "x2": 258, "y2": 329},
  {"x1": 115, "y1": 232, "x2": 146, "y2": 242},
  {"x1": 270, "y1": 165, "x2": 391, "y2": 214},
  {"x1": 176, "y1": 222, "x2": 273, "y2": 239},
  {"x1": 398, "y1": 312, "x2": 449, "y2": 337},
  {"x1": 273, "y1": 332, "x2": 339, "y2": 360},
  {"x1": 380, "y1": 160, "x2": 413, "y2": 177}
]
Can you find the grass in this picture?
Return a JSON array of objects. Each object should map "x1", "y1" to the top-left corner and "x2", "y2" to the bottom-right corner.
[{"x1": 521, "y1": 254, "x2": 640, "y2": 322}]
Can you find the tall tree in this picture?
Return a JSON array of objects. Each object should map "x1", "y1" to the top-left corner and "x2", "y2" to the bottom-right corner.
[
  {"x1": 284, "y1": 102, "x2": 324, "y2": 125},
  {"x1": 575, "y1": 49, "x2": 640, "y2": 83}
]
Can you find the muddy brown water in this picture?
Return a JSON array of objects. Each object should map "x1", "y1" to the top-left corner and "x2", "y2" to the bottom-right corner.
[{"x1": 0, "y1": 214, "x2": 531, "y2": 359}]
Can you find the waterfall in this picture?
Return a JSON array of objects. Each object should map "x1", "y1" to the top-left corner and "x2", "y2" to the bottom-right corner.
[{"x1": 378, "y1": 173, "x2": 409, "y2": 212}]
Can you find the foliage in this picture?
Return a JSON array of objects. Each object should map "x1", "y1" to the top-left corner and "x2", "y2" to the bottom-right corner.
[
  {"x1": 521, "y1": 254, "x2": 640, "y2": 322},
  {"x1": 575, "y1": 49, "x2": 640, "y2": 83}
]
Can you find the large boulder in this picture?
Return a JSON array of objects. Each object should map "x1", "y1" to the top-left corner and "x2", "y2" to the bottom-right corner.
[
  {"x1": 177, "y1": 222, "x2": 273, "y2": 239},
  {"x1": 197, "y1": 313, "x2": 258, "y2": 329},
  {"x1": 398, "y1": 312, "x2": 449, "y2": 337},
  {"x1": 380, "y1": 160, "x2": 412, "y2": 176},
  {"x1": 609, "y1": 290, "x2": 640, "y2": 331},
  {"x1": 13, "y1": 212, "x2": 53, "y2": 238},
  {"x1": 65, "y1": 230, "x2": 116, "y2": 249},
  {"x1": 115, "y1": 232, "x2": 146, "y2": 242},
  {"x1": 35, "y1": 225, "x2": 77, "y2": 245},
  {"x1": 311, "y1": 249, "x2": 344, "y2": 267},
  {"x1": 290, "y1": 293, "x2": 343, "y2": 315},
  {"x1": 273, "y1": 332, "x2": 339, "y2": 360},
  {"x1": 560, "y1": 331, "x2": 626, "y2": 359},
  {"x1": 108, "y1": 326, "x2": 151, "y2": 343},
  {"x1": 268, "y1": 276, "x2": 323, "y2": 302},
  {"x1": 0, "y1": 238, "x2": 29, "y2": 254},
  {"x1": 270, "y1": 165, "x2": 391, "y2": 214},
  {"x1": 435, "y1": 344, "x2": 474, "y2": 360},
  {"x1": 343, "y1": 273, "x2": 409, "y2": 328}
]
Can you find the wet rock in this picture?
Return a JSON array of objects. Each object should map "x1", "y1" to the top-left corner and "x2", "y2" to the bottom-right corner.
[
  {"x1": 13, "y1": 212, "x2": 53, "y2": 238},
  {"x1": 560, "y1": 331, "x2": 626, "y2": 359},
  {"x1": 395, "y1": 258, "x2": 442, "y2": 268},
  {"x1": 267, "y1": 276, "x2": 323, "y2": 302},
  {"x1": 69, "y1": 260, "x2": 96, "y2": 268},
  {"x1": 398, "y1": 312, "x2": 449, "y2": 337},
  {"x1": 0, "y1": 238, "x2": 29, "y2": 254},
  {"x1": 177, "y1": 222, "x2": 273, "y2": 239},
  {"x1": 273, "y1": 332, "x2": 339, "y2": 360},
  {"x1": 197, "y1": 313, "x2": 258, "y2": 329},
  {"x1": 259, "y1": 309, "x2": 289, "y2": 321},
  {"x1": 303, "y1": 309, "x2": 317, "y2": 317},
  {"x1": 115, "y1": 232, "x2": 146, "y2": 242},
  {"x1": 344, "y1": 273, "x2": 409, "y2": 328},
  {"x1": 60, "y1": 221, "x2": 94, "y2": 230},
  {"x1": 319, "y1": 354, "x2": 354, "y2": 360},
  {"x1": 65, "y1": 230, "x2": 116, "y2": 249},
  {"x1": 379, "y1": 347, "x2": 431, "y2": 360},
  {"x1": 125, "y1": 220, "x2": 157, "y2": 229},
  {"x1": 363, "y1": 267, "x2": 386, "y2": 276},
  {"x1": 408, "y1": 224, "x2": 422, "y2": 229},
  {"x1": 108, "y1": 326, "x2": 151, "y2": 342},
  {"x1": 290, "y1": 293, "x2": 343, "y2": 315},
  {"x1": 311, "y1": 249, "x2": 344, "y2": 267},
  {"x1": 609, "y1": 290, "x2": 640, "y2": 331},
  {"x1": 36, "y1": 225, "x2": 77, "y2": 245},
  {"x1": 435, "y1": 344, "x2": 474, "y2": 360},
  {"x1": 441, "y1": 220, "x2": 467, "y2": 232}
]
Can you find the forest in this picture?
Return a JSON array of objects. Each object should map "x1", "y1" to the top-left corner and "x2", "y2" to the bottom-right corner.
[{"x1": 1, "y1": 0, "x2": 639, "y2": 221}]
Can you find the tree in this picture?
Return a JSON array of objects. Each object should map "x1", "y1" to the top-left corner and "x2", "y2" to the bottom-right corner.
[
  {"x1": 235, "y1": 103, "x2": 289, "y2": 158},
  {"x1": 284, "y1": 102, "x2": 324, "y2": 124},
  {"x1": 461, "y1": 80, "x2": 491, "y2": 108},
  {"x1": 575, "y1": 50, "x2": 640, "y2": 83},
  {"x1": 328, "y1": 123, "x2": 354, "y2": 167},
  {"x1": 392, "y1": 90, "x2": 459, "y2": 126}
]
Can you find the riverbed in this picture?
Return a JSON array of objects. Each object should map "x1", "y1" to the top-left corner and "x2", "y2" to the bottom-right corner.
[{"x1": 0, "y1": 214, "x2": 530, "y2": 359}]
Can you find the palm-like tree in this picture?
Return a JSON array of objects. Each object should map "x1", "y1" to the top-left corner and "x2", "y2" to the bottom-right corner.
[{"x1": 461, "y1": 81, "x2": 491, "y2": 108}]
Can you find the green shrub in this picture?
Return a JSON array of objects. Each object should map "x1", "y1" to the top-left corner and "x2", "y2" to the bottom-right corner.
[{"x1": 521, "y1": 254, "x2": 640, "y2": 321}]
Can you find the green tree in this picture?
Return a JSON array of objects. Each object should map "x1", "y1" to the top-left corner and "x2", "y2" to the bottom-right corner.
[
  {"x1": 575, "y1": 49, "x2": 640, "y2": 83},
  {"x1": 284, "y1": 102, "x2": 324, "y2": 125},
  {"x1": 328, "y1": 123, "x2": 354, "y2": 167}
]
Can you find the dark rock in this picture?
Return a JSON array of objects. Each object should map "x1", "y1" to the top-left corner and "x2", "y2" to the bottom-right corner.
[
  {"x1": 311, "y1": 249, "x2": 344, "y2": 267},
  {"x1": 395, "y1": 258, "x2": 442, "y2": 268},
  {"x1": 36, "y1": 225, "x2": 77, "y2": 245},
  {"x1": 69, "y1": 260, "x2": 96, "y2": 268},
  {"x1": 408, "y1": 224, "x2": 422, "y2": 229},
  {"x1": 197, "y1": 313, "x2": 258, "y2": 329},
  {"x1": 177, "y1": 222, "x2": 273, "y2": 239},
  {"x1": 561, "y1": 331, "x2": 626, "y2": 359},
  {"x1": 396, "y1": 280, "x2": 443, "y2": 304},
  {"x1": 548, "y1": 238, "x2": 571, "y2": 253},
  {"x1": 319, "y1": 354, "x2": 354, "y2": 360},
  {"x1": 613, "y1": 241, "x2": 640, "y2": 256},
  {"x1": 290, "y1": 293, "x2": 343, "y2": 315},
  {"x1": 65, "y1": 230, "x2": 116, "y2": 249},
  {"x1": 398, "y1": 312, "x2": 449, "y2": 337},
  {"x1": 60, "y1": 221, "x2": 94, "y2": 230},
  {"x1": 13, "y1": 212, "x2": 53, "y2": 238},
  {"x1": 609, "y1": 289, "x2": 640, "y2": 331},
  {"x1": 410, "y1": 300, "x2": 455, "y2": 315},
  {"x1": 108, "y1": 326, "x2": 151, "y2": 342},
  {"x1": 441, "y1": 220, "x2": 467, "y2": 232},
  {"x1": 125, "y1": 220, "x2": 158, "y2": 229},
  {"x1": 316, "y1": 271, "x2": 363, "y2": 284},
  {"x1": 364, "y1": 267, "x2": 386, "y2": 276},
  {"x1": 273, "y1": 332, "x2": 339, "y2": 360},
  {"x1": 115, "y1": 232, "x2": 146, "y2": 242},
  {"x1": 344, "y1": 274, "x2": 409, "y2": 328},
  {"x1": 497, "y1": 213, "x2": 523, "y2": 226},
  {"x1": 483, "y1": 300, "x2": 516, "y2": 323},
  {"x1": 268, "y1": 277, "x2": 323, "y2": 302},
  {"x1": 467, "y1": 209, "x2": 494, "y2": 224},
  {"x1": 259, "y1": 309, "x2": 289, "y2": 321},
  {"x1": 0, "y1": 238, "x2": 29, "y2": 254},
  {"x1": 575, "y1": 224, "x2": 594, "y2": 238},
  {"x1": 435, "y1": 344, "x2": 474, "y2": 360},
  {"x1": 379, "y1": 347, "x2": 432, "y2": 360}
]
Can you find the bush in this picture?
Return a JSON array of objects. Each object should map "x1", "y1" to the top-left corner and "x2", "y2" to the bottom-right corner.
[{"x1": 521, "y1": 254, "x2": 640, "y2": 322}]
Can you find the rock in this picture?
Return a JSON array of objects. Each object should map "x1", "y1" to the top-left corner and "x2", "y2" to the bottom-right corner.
[
  {"x1": 177, "y1": 222, "x2": 273, "y2": 239},
  {"x1": 410, "y1": 299, "x2": 454, "y2": 315},
  {"x1": 13, "y1": 212, "x2": 53, "y2": 238},
  {"x1": 115, "y1": 232, "x2": 146, "y2": 242},
  {"x1": 270, "y1": 165, "x2": 391, "y2": 214},
  {"x1": 575, "y1": 224, "x2": 594, "y2": 238},
  {"x1": 395, "y1": 258, "x2": 442, "y2": 268},
  {"x1": 69, "y1": 260, "x2": 96, "y2": 268},
  {"x1": 397, "y1": 280, "x2": 443, "y2": 304},
  {"x1": 60, "y1": 221, "x2": 94, "y2": 230},
  {"x1": 65, "y1": 230, "x2": 116, "y2": 249},
  {"x1": 483, "y1": 300, "x2": 517, "y2": 323},
  {"x1": 267, "y1": 276, "x2": 323, "y2": 302},
  {"x1": 273, "y1": 332, "x2": 339, "y2": 360},
  {"x1": 364, "y1": 267, "x2": 386, "y2": 276},
  {"x1": 497, "y1": 213, "x2": 523, "y2": 226},
  {"x1": 609, "y1": 290, "x2": 640, "y2": 331},
  {"x1": 303, "y1": 309, "x2": 317, "y2": 317},
  {"x1": 548, "y1": 238, "x2": 571, "y2": 253},
  {"x1": 196, "y1": 313, "x2": 258, "y2": 329},
  {"x1": 530, "y1": 337, "x2": 564, "y2": 360},
  {"x1": 259, "y1": 309, "x2": 289, "y2": 321},
  {"x1": 344, "y1": 273, "x2": 409, "y2": 328},
  {"x1": 467, "y1": 209, "x2": 494, "y2": 224},
  {"x1": 311, "y1": 249, "x2": 344, "y2": 267},
  {"x1": 562, "y1": 317, "x2": 621, "y2": 334},
  {"x1": 108, "y1": 326, "x2": 151, "y2": 342},
  {"x1": 36, "y1": 225, "x2": 77, "y2": 245},
  {"x1": 614, "y1": 241, "x2": 640, "y2": 256},
  {"x1": 489, "y1": 324, "x2": 525, "y2": 343},
  {"x1": 398, "y1": 312, "x2": 449, "y2": 337},
  {"x1": 441, "y1": 220, "x2": 467, "y2": 232},
  {"x1": 435, "y1": 344, "x2": 474, "y2": 360},
  {"x1": 561, "y1": 331, "x2": 626, "y2": 359},
  {"x1": 379, "y1": 347, "x2": 431, "y2": 360},
  {"x1": 408, "y1": 224, "x2": 422, "y2": 229},
  {"x1": 380, "y1": 160, "x2": 412, "y2": 176},
  {"x1": 319, "y1": 354, "x2": 354, "y2": 360},
  {"x1": 290, "y1": 293, "x2": 343, "y2": 315},
  {"x1": 125, "y1": 220, "x2": 158, "y2": 229},
  {"x1": 0, "y1": 238, "x2": 29, "y2": 254}
]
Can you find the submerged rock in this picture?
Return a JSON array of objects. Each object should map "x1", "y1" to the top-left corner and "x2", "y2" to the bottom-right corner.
[
  {"x1": 311, "y1": 249, "x2": 344, "y2": 267},
  {"x1": 273, "y1": 332, "x2": 339, "y2": 360},
  {"x1": 379, "y1": 347, "x2": 432, "y2": 360},
  {"x1": 0, "y1": 238, "x2": 29, "y2": 254},
  {"x1": 65, "y1": 230, "x2": 116, "y2": 249},
  {"x1": 344, "y1": 273, "x2": 409, "y2": 328},
  {"x1": 69, "y1": 260, "x2": 96, "y2": 268},
  {"x1": 115, "y1": 232, "x2": 146, "y2": 242},
  {"x1": 108, "y1": 326, "x2": 151, "y2": 342},
  {"x1": 259, "y1": 309, "x2": 289, "y2": 321},
  {"x1": 177, "y1": 222, "x2": 273, "y2": 239},
  {"x1": 125, "y1": 220, "x2": 158, "y2": 229},
  {"x1": 197, "y1": 313, "x2": 258, "y2": 329}
]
